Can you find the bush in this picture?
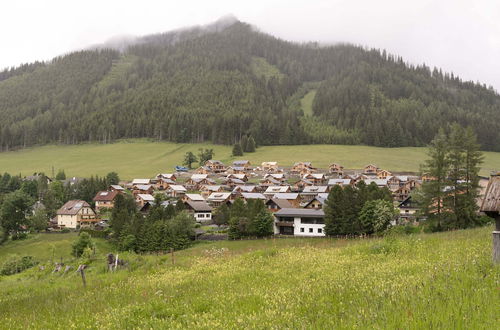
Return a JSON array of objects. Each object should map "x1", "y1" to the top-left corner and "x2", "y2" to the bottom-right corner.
[
  {"x1": 72, "y1": 232, "x2": 94, "y2": 257},
  {"x1": 61, "y1": 228, "x2": 71, "y2": 233},
  {"x1": 11, "y1": 232, "x2": 28, "y2": 240},
  {"x1": 0, "y1": 256, "x2": 38, "y2": 276}
]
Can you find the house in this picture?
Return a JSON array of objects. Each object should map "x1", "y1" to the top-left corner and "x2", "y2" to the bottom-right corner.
[
  {"x1": 233, "y1": 185, "x2": 258, "y2": 194},
  {"x1": 301, "y1": 186, "x2": 329, "y2": 201},
  {"x1": 225, "y1": 166, "x2": 248, "y2": 175},
  {"x1": 264, "y1": 173, "x2": 286, "y2": 181},
  {"x1": 298, "y1": 167, "x2": 316, "y2": 177},
  {"x1": 363, "y1": 164, "x2": 379, "y2": 175},
  {"x1": 303, "y1": 173, "x2": 326, "y2": 185},
  {"x1": 56, "y1": 200, "x2": 97, "y2": 229},
  {"x1": 261, "y1": 162, "x2": 278, "y2": 171},
  {"x1": 205, "y1": 160, "x2": 226, "y2": 173},
  {"x1": 25, "y1": 173, "x2": 52, "y2": 185},
  {"x1": 165, "y1": 185, "x2": 187, "y2": 198},
  {"x1": 290, "y1": 162, "x2": 314, "y2": 174},
  {"x1": 182, "y1": 193, "x2": 205, "y2": 203},
  {"x1": 200, "y1": 185, "x2": 223, "y2": 199},
  {"x1": 185, "y1": 175, "x2": 216, "y2": 190},
  {"x1": 328, "y1": 178, "x2": 353, "y2": 186},
  {"x1": 260, "y1": 177, "x2": 283, "y2": 187},
  {"x1": 266, "y1": 198, "x2": 293, "y2": 213},
  {"x1": 93, "y1": 190, "x2": 119, "y2": 212},
  {"x1": 222, "y1": 177, "x2": 246, "y2": 188},
  {"x1": 132, "y1": 184, "x2": 154, "y2": 196},
  {"x1": 232, "y1": 160, "x2": 252, "y2": 171},
  {"x1": 207, "y1": 192, "x2": 232, "y2": 207},
  {"x1": 292, "y1": 178, "x2": 314, "y2": 191},
  {"x1": 393, "y1": 186, "x2": 411, "y2": 202},
  {"x1": 387, "y1": 176, "x2": 402, "y2": 191},
  {"x1": 184, "y1": 200, "x2": 212, "y2": 223},
  {"x1": 136, "y1": 194, "x2": 155, "y2": 207},
  {"x1": 108, "y1": 185, "x2": 124, "y2": 192},
  {"x1": 274, "y1": 208, "x2": 325, "y2": 236},
  {"x1": 273, "y1": 193, "x2": 301, "y2": 207},
  {"x1": 421, "y1": 173, "x2": 436, "y2": 182},
  {"x1": 226, "y1": 173, "x2": 248, "y2": 182},
  {"x1": 398, "y1": 196, "x2": 421, "y2": 224},
  {"x1": 377, "y1": 169, "x2": 392, "y2": 179},
  {"x1": 155, "y1": 178, "x2": 175, "y2": 190},
  {"x1": 132, "y1": 179, "x2": 151, "y2": 185},
  {"x1": 195, "y1": 166, "x2": 211, "y2": 175},
  {"x1": 363, "y1": 179, "x2": 388, "y2": 188},
  {"x1": 304, "y1": 195, "x2": 328, "y2": 209},
  {"x1": 328, "y1": 163, "x2": 344, "y2": 176},
  {"x1": 156, "y1": 173, "x2": 177, "y2": 182},
  {"x1": 264, "y1": 186, "x2": 291, "y2": 197}
]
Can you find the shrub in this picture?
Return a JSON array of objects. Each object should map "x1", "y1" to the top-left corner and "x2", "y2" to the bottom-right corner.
[
  {"x1": 72, "y1": 232, "x2": 94, "y2": 257},
  {"x1": 11, "y1": 232, "x2": 28, "y2": 240},
  {"x1": 61, "y1": 228, "x2": 71, "y2": 233},
  {"x1": 0, "y1": 256, "x2": 38, "y2": 276}
]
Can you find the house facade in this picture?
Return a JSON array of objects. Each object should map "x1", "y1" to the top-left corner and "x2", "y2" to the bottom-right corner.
[
  {"x1": 56, "y1": 200, "x2": 97, "y2": 229},
  {"x1": 274, "y1": 208, "x2": 325, "y2": 237}
]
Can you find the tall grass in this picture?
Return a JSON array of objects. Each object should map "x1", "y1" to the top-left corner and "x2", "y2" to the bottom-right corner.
[{"x1": 0, "y1": 227, "x2": 498, "y2": 328}]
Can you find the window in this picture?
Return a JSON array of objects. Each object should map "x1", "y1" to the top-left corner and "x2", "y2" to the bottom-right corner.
[
  {"x1": 300, "y1": 228, "x2": 304, "y2": 233},
  {"x1": 198, "y1": 214, "x2": 205, "y2": 218},
  {"x1": 318, "y1": 228, "x2": 322, "y2": 233},
  {"x1": 309, "y1": 228, "x2": 313, "y2": 233}
]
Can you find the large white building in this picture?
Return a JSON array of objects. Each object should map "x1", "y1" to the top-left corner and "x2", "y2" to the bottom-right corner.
[
  {"x1": 56, "y1": 200, "x2": 97, "y2": 229},
  {"x1": 274, "y1": 208, "x2": 325, "y2": 237}
]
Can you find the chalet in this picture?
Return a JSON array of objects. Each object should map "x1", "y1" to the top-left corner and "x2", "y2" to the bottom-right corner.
[
  {"x1": 421, "y1": 173, "x2": 436, "y2": 182},
  {"x1": 155, "y1": 178, "x2": 175, "y2": 190},
  {"x1": 363, "y1": 164, "x2": 379, "y2": 175},
  {"x1": 304, "y1": 195, "x2": 328, "y2": 209},
  {"x1": 387, "y1": 176, "x2": 402, "y2": 191},
  {"x1": 260, "y1": 177, "x2": 283, "y2": 187},
  {"x1": 233, "y1": 185, "x2": 258, "y2": 194},
  {"x1": 290, "y1": 162, "x2": 314, "y2": 175},
  {"x1": 25, "y1": 173, "x2": 52, "y2": 185},
  {"x1": 199, "y1": 185, "x2": 223, "y2": 199},
  {"x1": 132, "y1": 184, "x2": 154, "y2": 196},
  {"x1": 165, "y1": 185, "x2": 187, "y2": 198},
  {"x1": 184, "y1": 200, "x2": 212, "y2": 223},
  {"x1": 185, "y1": 177, "x2": 216, "y2": 190},
  {"x1": 274, "y1": 208, "x2": 325, "y2": 236},
  {"x1": 226, "y1": 173, "x2": 248, "y2": 182},
  {"x1": 303, "y1": 173, "x2": 326, "y2": 185},
  {"x1": 377, "y1": 169, "x2": 392, "y2": 179},
  {"x1": 207, "y1": 192, "x2": 232, "y2": 207},
  {"x1": 328, "y1": 163, "x2": 344, "y2": 176},
  {"x1": 182, "y1": 193, "x2": 205, "y2": 203},
  {"x1": 301, "y1": 186, "x2": 329, "y2": 201},
  {"x1": 109, "y1": 185, "x2": 125, "y2": 192},
  {"x1": 195, "y1": 166, "x2": 211, "y2": 175},
  {"x1": 264, "y1": 186, "x2": 291, "y2": 197},
  {"x1": 225, "y1": 166, "x2": 248, "y2": 175},
  {"x1": 156, "y1": 173, "x2": 177, "y2": 181},
  {"x1": 132, "y1": 179, "x2": 151, "y2": 185},
  {"x1": 205, "y1": 160, "x2": 226, "y2": 173},
  {"x1": 398, "y1": 196, "x2": 421, "y2": 224},
  {"x1": 298, "y1": 167, "x2": 316, "y2": 177},
  {"x1": 261, "y1": 162, "x2": 278, "y2": 172},
  {"x1": 404, "y1": 179, "x2": 421, "y2": 190},
  {"x1": 328, "y1": 178, "x2": 352, "y2": 186},
  {"x1": 56, "y1": 200, "x2": 97, "y2": 229},
  {"x1": 363, "y1": 179, "x2": 388, "y2": 188},
  {"x1": 266, "y1": 198, "x2": 293, "y2": 212},
  {"x1": 222, "y1": 177, "x2": 246, "y2": 188},
  {"x1": 273, "y1": 193, "x2": 301, "y2": 207},
  {"x1": 393, "y1": 186, "x2": 411, "y2": 202},
  {"x1": 93, "y1": 190, "x2": 119, "y2": 212},
  {"x1": 264, "y1": 173, "x2": 286, "y2": 181},
  {"x1": 232, "y1": 160, "x2": 252, "y2": 171},
  {"x1": 136, "y1": 194, "x2": 154, "y2": 207},
  {"x1": 292, "y1": 178, "x2": 314, "y2": 191}
]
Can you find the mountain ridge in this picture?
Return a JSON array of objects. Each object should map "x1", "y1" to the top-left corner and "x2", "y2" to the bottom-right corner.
[{"x1": 0, "y1": 18, "x2": 499, "y2": 151}]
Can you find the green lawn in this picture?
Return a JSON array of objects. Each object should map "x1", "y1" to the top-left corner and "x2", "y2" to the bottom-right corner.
[
  {"x1": 0, "y1": 227, "x2": 498, "y2": 328},
  {"x1": 0, "y1": 139, "x2": 498, "y2": 179}
]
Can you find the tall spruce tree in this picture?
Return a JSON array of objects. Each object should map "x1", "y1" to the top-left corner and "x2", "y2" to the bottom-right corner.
[{"x1": 232, "y1": 143, "x2": 243, "y2": 156}]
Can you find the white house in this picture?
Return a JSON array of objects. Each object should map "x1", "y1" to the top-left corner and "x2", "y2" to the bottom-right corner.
[
  {"x1": 184, "y1": 200, "x2": 212, "y2": 223},
  {"x1": 274, "y1": 208, "x2": 325, "y2": 237},
  {"x1": 56, "y1": 200, "x2": 97, "y2": 229}
]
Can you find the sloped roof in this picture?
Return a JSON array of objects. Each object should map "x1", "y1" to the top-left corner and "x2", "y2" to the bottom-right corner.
[
  {"x1": 185, "y1": 193, "x2": 205, "y2": 201},
  {"x1": 137, "y1": 194, "x2": 155, "y2": 202},
  {"x1": 93, "y1": 190, "x2": 118, "y2": 202},
  {"x1": 302, "y1": 186, "x2": 328, "y2": 193},
  {"x1": 266, "y1": 198, "x2": 293, "y2": 209},
  {"x1": 273, "y1": 193, "x2": 299, "y2": 200},
  {"x1": 275, "y1": 208, "x2": 325, "y2": 217},
  {"x1": 185, "y1": 200, "x2": 212, "y2": 212},
  {"x1": 241, "y1": 193, "x2": 266, "y2": 200},
  {"x1": 57, "y1": 200, "x2": 91, "y2": 215},
  {"x1": 132, "y1": 179, "x2": 150, "y2": 185}
]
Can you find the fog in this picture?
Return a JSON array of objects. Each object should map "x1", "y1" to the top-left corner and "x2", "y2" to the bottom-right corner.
[{"x1": 1, "y1": 0, "x2": 499, "y2": 90}]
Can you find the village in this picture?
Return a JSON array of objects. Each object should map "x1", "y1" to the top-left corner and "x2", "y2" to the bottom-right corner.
[{"x1": 53, "y1": 160, "x2": 429, "y2": 237}]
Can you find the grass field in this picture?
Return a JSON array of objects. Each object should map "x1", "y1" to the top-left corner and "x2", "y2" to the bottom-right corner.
[
  {"x1": 0, "y1": 227, "x2": 498, "y2": 328},
  {"x1": 0, "y1": 139, "x2": 498, "y2": 179}
]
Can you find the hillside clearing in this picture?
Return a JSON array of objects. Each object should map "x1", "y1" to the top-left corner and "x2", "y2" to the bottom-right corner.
[
  {"x1": 0, "y1": 139, "x2": 498, "y2": 179},
  {"x1": 0, "y1": 227, "x2": 498, "y2": 328}
]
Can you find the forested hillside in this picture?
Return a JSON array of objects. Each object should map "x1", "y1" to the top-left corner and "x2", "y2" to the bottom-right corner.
[{"x1": 1, "y1": 19, "x2": 499, "y2": 151}]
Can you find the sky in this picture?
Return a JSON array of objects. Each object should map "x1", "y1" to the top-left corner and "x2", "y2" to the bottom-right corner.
[{"x1": 1, "y1": 0, "x2": 499, "y2": 90}]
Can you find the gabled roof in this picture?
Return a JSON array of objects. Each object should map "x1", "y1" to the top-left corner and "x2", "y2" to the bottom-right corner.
[
  {"x1": 265, "y1": 186, "x2": 290, "y2": 194},
  {"x1": 328, "y1": 179, "x2": 352, "y2": 186},
  {"x1": 110, "y1": 185, "x2": 125, "y2": 191},
  {"x1": 233, "y1": 160, "x2": 250, "y2": 166},
  {"x1": 191, "y1": 174, "x2": 208, "y2": 180},
  {"x1": 57, "y1": 200, "x2": 91, "y2": 215},
  {"x1": 275, "y1": 208, "x2": 325, "y2": 217},
  {"x1": 169, "y1": 185, "x2": 187, "y2": 192},
  {"x1": 134, "y1": 184, "x2": 152, "y2": 191},
  {"x1": 137, "y1": 194, "x2": 155, "y2": 202},
  {"x1": 233, "y1": 185, "x2": 257, "y2": 193},
  {"x1": 132, "y1": 179, "x2": 150, "y2": 185},
  {"x1": 227, "y1": 173, "x2": 247, "y2": 180},
  {"x1": 302, "y1": 186, "x2": 328, "y2": 193},
  {"x1": 185, "y1": 200, "x2": 212, "y2": 212},
  {"x1": 266, "y1": 198, "x2": 293, "y2": 209},
  {"x1": 273, "y1": 193, "x2": 299, "y2": 200},
  {"x1": 241, "y1": 193, "x2": 266, "y2": 200},
  {"x1": 364, "y1": 179, "x2": 388, "y2": 186},
  {"x1": 156, "y1": 173, "x2": 175, "y2": 179},
  {"x1": 200, "y1": 185, "x2": 222, "y2": 191},
  {"x1": 305, "y1": 196, "x2": 327, "y2": 208},
  {"x1": 261, "y1": 161, "x2": 277, "y2": 166},
  {"x1": 185, "y1": 193, "x2": 205, "y2": 201},
  {"x1": 264, "y1": 173, "x2": 284, "y2": 179},
  {"x1": 207, "y1": 192, "x2": 232, "y2": 201},
  {"x1": 93, "y1": 190, "x2": 118, "y2": 202}
]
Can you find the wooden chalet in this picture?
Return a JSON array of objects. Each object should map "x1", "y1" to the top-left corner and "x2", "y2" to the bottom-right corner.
[
  {"x1": 232, "y1": 160, "x2": 252, "y2": 171},
  {"x1": 93, "y1": 190, "x2": 119, "y2": 212},
  {"x1": 266, "y1": 198, "x2": 293, "y2": 213},
  {"x1": 328, "y1": 163, "x2": 344, "y2": 176},
  {"x1": 328, "y1": 178, "x2": 353, "y2": 186},
  {"x1": 363, "y1": 164, "x2": 379, "y2": 175},
  {"x1": 303, "y1": 173, "x2": 326, "y2": 185},
  {"x1": 264, "y1": 186, "x2": 292, "y2": 198},
  {"x1": 226, "y1": 173, "x2": 248, "y2": 182},
  {"x1": 304, "y1": 195, "x2": 328, "y2": 210},
  {"x1": 156, "y1": 173, "x2": 177, "y2": 181},
  {"x1": 199, "y1": 185, "x2": 224, "y2": 199},
  {"x1": 135, "y1": 194, "x2": 155, "y2": 207},
  {"x1": 132, "y1": 184, "x2": 154, "y2": 196},
  {"x1": 195, "y1": 166, "x2": 211, "y2": 175},
  {"x1": 290, "y1": 162, "x2": 314, "y2": 175},
  {"x1": 273, "y1": 193, "x2": 301, "y2": 208},
  {"x1": 393, "y1": 186, "x2": 411, "y2": 202},
  {"x1": 261, "y1": 162, "x2": 278, "y2": 172},
  {"x1": 398, "y1": 196, "x2": 421, "y2": 224},
  {"x1": 165, "y1": 185, "x2": 187, "y2": 198},
  {"x1": 155, "y1": 178, "x2": 175, "y2": 190},
  {"x1": 376, "y1": 169, "x2": 392, "y2": 179},
  {"x1": 181, "y1": 193, "x2": 206, "y2": 203},
  {"x1": 207, "y1": 192, "x2": 232, "y2": 207},
  {"x1": 109, "y1": 185, "x2": 125, "y2": 192},
  {"x1": 205, "y1": 160, "x2": 226, "y2": 173},
  {"x1": 184, "y1": 200, "x2": 212, "y2": 223}
]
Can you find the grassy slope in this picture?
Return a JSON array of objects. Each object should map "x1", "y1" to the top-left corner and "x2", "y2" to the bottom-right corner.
[
  {"x1": 0, "y1": 227, "x2": 498, "y2": 328},
  {"x1": 0, "y1": 139, "x2": 498, "y2": 179},
  {"x1": 300, "y1": 89, "x2": 316, "y2": 116}
]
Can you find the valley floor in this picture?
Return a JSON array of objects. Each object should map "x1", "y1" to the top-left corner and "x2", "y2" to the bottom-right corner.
[
  {"x1": 0, "y1": 227, "x2": 498, "y2": 328},
  {"x1": 0, "y1": 139, "x2": 499, "y2": 179}
]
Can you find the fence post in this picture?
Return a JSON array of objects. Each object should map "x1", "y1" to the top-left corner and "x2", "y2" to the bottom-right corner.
[{"x1": 170, "y1": 248, "x2": 175, "y2": 265}]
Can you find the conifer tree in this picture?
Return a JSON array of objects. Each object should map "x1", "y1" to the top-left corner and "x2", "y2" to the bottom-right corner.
[
  {"x1": 232, "y1": 143, "x2": 243, "y2": 156},
  {"x1": 246, "y1": 136, "x2": 256, "y2": 152}
]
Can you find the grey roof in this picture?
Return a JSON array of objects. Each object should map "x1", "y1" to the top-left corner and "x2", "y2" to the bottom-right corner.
[
  {"x1": 275, "y1": 208, "x2": 325, "y2": 217},
  {"x1": 273, "y1": 193, "x2": 299, "y2": 200},
  {"x1": 233, "y1": 160, "x2": 250, "y2": 165},
  {"x1": 302, "y1": 186, "x2": 328, "y2": 193},
  {"x1": 241, "y1": 193, "x2": 266, "y2": 200},
  {"x1": 233, "y1": 185, "x2": 257, "y2": 192},
  {"x1": 57, "y1": 200, "x2": 91, "y2": 215},
  {"x1": 266, "y1": 198, "x2": 293, "y2": 209},
  {"x1": 185, "y1": 200, "x2": 212, "y2": 212}
]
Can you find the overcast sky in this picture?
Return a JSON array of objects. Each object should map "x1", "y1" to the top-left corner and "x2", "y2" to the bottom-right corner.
[{"x1": 1, "y1": 0, "x2": 499, "y2": 90}]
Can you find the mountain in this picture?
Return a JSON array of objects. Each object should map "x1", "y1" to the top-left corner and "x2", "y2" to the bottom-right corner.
[{"x1": 0, "y1": 18, "x2": 499, "y2": 151}]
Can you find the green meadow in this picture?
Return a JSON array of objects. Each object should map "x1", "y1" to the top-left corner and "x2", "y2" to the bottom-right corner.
[
  {"x1": 0, "y1": 227, "x2": 498, "y2": 328},
  {"x1": 0, "y1": 139, "x2": 498, "y2": 179}
]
